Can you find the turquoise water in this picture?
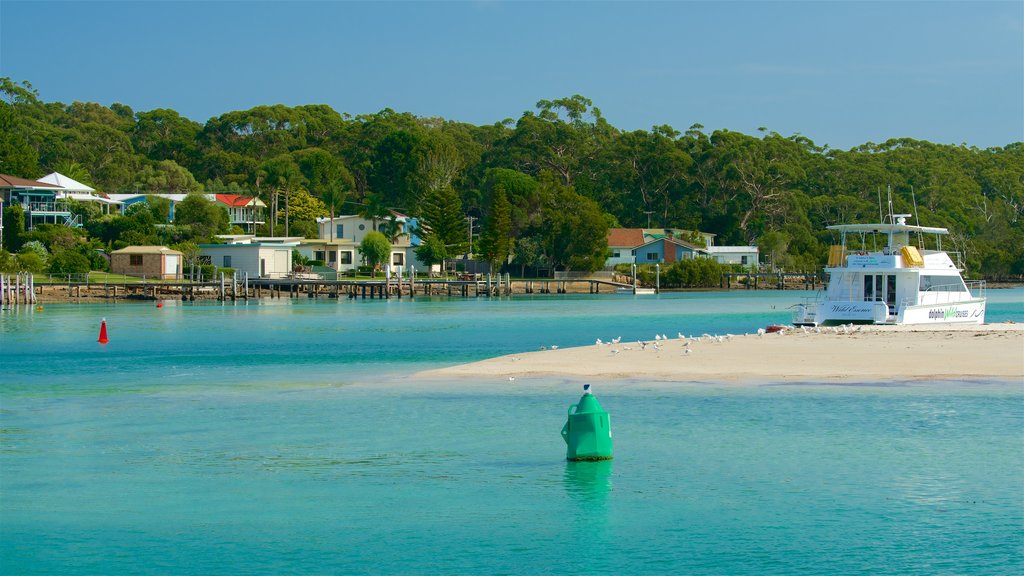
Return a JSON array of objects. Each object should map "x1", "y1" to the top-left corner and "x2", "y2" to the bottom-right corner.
[{"x1": 2, "y1": 289, "x2": 1023, "y2": 574}]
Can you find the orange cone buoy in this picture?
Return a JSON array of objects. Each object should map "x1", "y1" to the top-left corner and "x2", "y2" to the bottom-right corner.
[{"x1": 98, "y1": 318, "x2": 109, "y2": 344}]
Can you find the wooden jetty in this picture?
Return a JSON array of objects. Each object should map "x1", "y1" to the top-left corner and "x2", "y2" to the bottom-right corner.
[
  {"x1": 3, "y1": 271, "x2": 823, "y2": 305},
  {"x1": 3, "y1": 272, "x2": 635, "y2": 304}
]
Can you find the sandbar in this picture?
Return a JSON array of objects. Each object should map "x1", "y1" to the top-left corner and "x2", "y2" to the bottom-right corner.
[{"x1": 418, "y1": 323, "x2": 1024, "y2": 384}]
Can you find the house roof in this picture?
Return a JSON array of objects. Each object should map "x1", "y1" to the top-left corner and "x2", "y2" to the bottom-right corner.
[
  {"x1": 607, "y1": 228, "x2": 646, "y2": 247},
  {"x1": 214, "y1": 193, "x2": 264, "y2": 207},
  {"x1": 637, "y1": 236, "x2": 708, "y2": 253},
  {"x1": 111, "y1": 245, "x2": 183, "y2": 255},
  {"x1": 38, "y1": 172, "x2": 95, "y2": 193},
  {"x1": 106, "y1": 193, "x2": 189, "y2": 203},
  {"x1": 0, "y1": 173, "x2": 61, "y2": 189},
  {"x1": 707, "y1": 246, "x2": 759, "y2": 253},
  {"x1": 63, "y1": 193, "x2": 122, "y2": 205}
]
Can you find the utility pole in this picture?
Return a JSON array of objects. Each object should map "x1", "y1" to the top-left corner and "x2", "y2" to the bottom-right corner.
[
  {"x1": 284, "y1": 189, "x2": 290, "y2": 237},
  {"x1": 644, "y1": 210, "x2": 654, "y2": 229}
]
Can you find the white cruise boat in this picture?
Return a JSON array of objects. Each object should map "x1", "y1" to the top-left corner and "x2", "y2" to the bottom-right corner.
[{"x1": 792, "y1": 214, "x2": 986, "y2": 326}]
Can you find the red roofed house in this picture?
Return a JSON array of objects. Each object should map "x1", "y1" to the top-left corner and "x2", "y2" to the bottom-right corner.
[{"x1": 210, "y1": 194, "x2": 266, "y2": 233}]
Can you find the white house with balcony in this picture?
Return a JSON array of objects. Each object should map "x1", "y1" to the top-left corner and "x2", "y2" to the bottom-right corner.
[
  {"x1": 208, "y1": 194, "x2": 265, "y2": 233},
  {"x1": 298, "y1": 213, "x2": 426, "y2": 275}
]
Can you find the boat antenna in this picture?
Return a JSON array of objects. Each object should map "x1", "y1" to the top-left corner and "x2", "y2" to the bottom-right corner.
[
  {"x1": 910, "y1": 185, "x2": 923, "y2": 248},
  {"x1": 886, "y1": 185, "x2": 894, "y2": 224},
  {"x1": 877, "y1": 186, "x2": 884, "y2": 223}
]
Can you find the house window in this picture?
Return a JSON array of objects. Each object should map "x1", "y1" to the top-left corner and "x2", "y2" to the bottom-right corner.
[
  {"x1": 314, "y1": 250, "x2": 326, "y2": 261},
  {"x1": 130, "y1": 254, "x2": 143, "y2": 266},
  {"x1": 612, "y1": 251, "x2": 620, "y2": 258},
  {"x1": 741, "y1": 255, "x2": 748, "y2": 265},
  {"x1": 392, "y1": 253, "x2": 404, "y2": 265},
  {"x1": 199, "y1": 255, "x2": 212, "y2": 265},
  {"x1": 358, "y1": 224, "x2": 365, "y2": 231},
  {"x1": 336, "y1": 224, "x2": 344, "y2": 238},
  {"x1": 223, "y1": 255, "x2": 232, "y2": 267},
  {"x1": 328, "y1": 252, "x2": 337, "y2": 263},
  {"x1": 340, "y1": 251, "x2": 353, "y2": 265},
  {"x1": 646, "y1": 252, "x2": 658, "y2": 261}
]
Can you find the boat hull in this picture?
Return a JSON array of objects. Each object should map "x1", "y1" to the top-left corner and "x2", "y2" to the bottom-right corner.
[
  {"x1": 799, "y1": 298, "x2": 986, "y2": 326},
  {"x1": 896, "y1": 299, "x2": 986, "y2": 325}
]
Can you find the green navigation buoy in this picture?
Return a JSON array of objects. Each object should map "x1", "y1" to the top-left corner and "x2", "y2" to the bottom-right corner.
[{"x1": 561, "y1": 384, "x2": 613, "y2": 461}]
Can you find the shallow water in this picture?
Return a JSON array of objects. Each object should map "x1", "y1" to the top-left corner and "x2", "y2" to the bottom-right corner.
[{"x1": 2, "y1": 289, "x2": 1023, "y2": 574}]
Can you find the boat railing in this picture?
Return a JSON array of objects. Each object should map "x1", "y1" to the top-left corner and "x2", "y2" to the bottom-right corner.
[
  {"x1": 965, "y1": 279, "x2": 986, "y2": 299},
  {"x1": 905, "y1": 280, "x2": 986, "y2": 308}
]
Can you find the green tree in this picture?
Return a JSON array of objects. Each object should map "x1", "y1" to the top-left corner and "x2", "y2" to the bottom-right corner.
[
  {"x1": 540, "y1": 179, "x2": 609, "y2": 272},
  {"x1": 758, "y1": 230, "x2": 789, "y2": 271},
  {"x1": 414, "y1": 234, "x2": 448, "y2": 272},
  {"x1": 359, "y1": 230, "x2": 391, "y2": 276},
  {"x1": 49, "y1": 248, "x2": 91, "y2": 274},
  {"x1": 0, "y1": 101, "x2": 38, "y2": 176},
  {"x1": 477, "y1": 185, "x2": 513, "y2": 272},
  {"x1": 2, "y1": 203, "x2": 26, "y2": 252},
  {"x1": 18, "y1": 240, "x2": 49, "y2": 273},
  {"x1": 133, "y1": 160, "x2": 202, "y2": 194},
  {"x1": 416, "y1": 185, "x2": 468, "y2": 257},
  {"x1": 261, "y1": 154, "x2": 303, "y2": 236},
  {"x1": 174, "y1": 192, "x2": 229, "y2": 241}
]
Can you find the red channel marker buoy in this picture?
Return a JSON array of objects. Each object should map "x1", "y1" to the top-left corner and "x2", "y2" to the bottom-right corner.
[
  {"x1": 98, "y1": 318, "x2": 109, "y2": 344},
  {"x1": 156, "y1": 302, "x2": 163, "y2": 308}
]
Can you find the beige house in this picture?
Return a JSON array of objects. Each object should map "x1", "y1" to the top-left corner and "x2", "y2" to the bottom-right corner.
[{"x1": 111, "y1": 246, "x2": 183, "y2": 279}]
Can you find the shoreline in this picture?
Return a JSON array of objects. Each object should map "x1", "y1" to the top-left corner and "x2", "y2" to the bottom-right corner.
[{"x1": 416, "y1": 323, "x2": 1024, "y2": 385}]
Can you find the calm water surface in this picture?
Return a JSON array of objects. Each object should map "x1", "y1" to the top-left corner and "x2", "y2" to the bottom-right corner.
[{"x1": 2, "y1": 289, "x2": 1023, "y2": 574}]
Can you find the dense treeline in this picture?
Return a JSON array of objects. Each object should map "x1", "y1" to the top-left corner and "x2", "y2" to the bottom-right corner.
[{"x1": 1, "y1": 78, "x2": 1021, "y2": 277}]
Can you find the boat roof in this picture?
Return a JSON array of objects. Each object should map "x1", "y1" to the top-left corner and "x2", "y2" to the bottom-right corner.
[{"x1": 827, "y1": 223, "x2": 948, "y2": 235}]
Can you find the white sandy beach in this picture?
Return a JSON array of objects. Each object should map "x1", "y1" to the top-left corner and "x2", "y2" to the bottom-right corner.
[{"x1": 419, "y1": 323, "x2": 1024, "y2": 384}]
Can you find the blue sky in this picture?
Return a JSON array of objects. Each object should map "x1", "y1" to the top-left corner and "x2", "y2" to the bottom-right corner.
[{"x1": 1, "y1": 1, "x2": 1021, "y2": 150}]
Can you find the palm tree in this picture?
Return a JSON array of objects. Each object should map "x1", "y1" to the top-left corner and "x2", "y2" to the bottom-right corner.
[{"x1": 321, "y1": 187, "x2": 345, "y2": 242}]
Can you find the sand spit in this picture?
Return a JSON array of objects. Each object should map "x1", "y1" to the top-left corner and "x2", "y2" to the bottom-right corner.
[{"x1": 418, "y1": 323, "x2": 1024, "y2": 384}]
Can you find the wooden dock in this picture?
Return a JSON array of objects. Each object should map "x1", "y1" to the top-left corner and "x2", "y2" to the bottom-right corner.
[
  {"x1": 3, "y1": 273, "x2": 635, "y2": 304},
  {"x1": 3, "y1": 271, "x2": 824, "y2": 305}
]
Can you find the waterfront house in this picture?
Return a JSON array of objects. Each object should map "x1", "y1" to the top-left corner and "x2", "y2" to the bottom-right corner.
[
  {"x1": 0, "y1": 173, "x2": 72, "y2": 230},
  {"x1": 633, "y1": 236, "x2": 709, "y2": 264},
  {"x1": 199, "y1": 235, "x2": 299, "y2": 279},
  {"x1": 209, "y1": 194, "x2": 265, "y2": 233},
  {"x1": 106, "y1": 194, "x2": 188, "y2": 222},
  {"x1": 110, "y1": 246, "x2": 183, "y2": 280},
  {"x1": 605, "y1": 227, "x2": 758, "y2": 270},
  {"x1": 300, "y1": 213, "x2": 426, "y2": 275},
  {"x1": 606, "y1": 228, "x2": 714, "y2": 266},
  {"x1": 37, "y1": 172, "x2": 122, "y2": 219},
  {"x1": 706, "y1": 245, "x2": 760, "y2": 268}
]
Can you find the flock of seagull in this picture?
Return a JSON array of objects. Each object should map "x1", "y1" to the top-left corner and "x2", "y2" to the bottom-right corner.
[
  {"x1": 509, "y1": 324, "x2": 862, "y2": 380},
  {"x1": 571, "y1": 323, "x2": 862, "y2": 356}
]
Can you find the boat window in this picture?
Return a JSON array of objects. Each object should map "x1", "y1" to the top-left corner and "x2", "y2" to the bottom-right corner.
[
  {"x1": 919, "y1": 275, "x2": 967, "y2": 292},
  {"x1": 886, "y1": 275, "x2": 896, "y2": 305},
  {"x1": 864, "y1": 275, "x2": 873, "y2": 301}
]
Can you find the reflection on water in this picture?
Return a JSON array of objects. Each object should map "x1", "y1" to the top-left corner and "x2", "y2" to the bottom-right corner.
[{"x1": 564, "y1": 459, "x2": 613, "y2": 503}]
